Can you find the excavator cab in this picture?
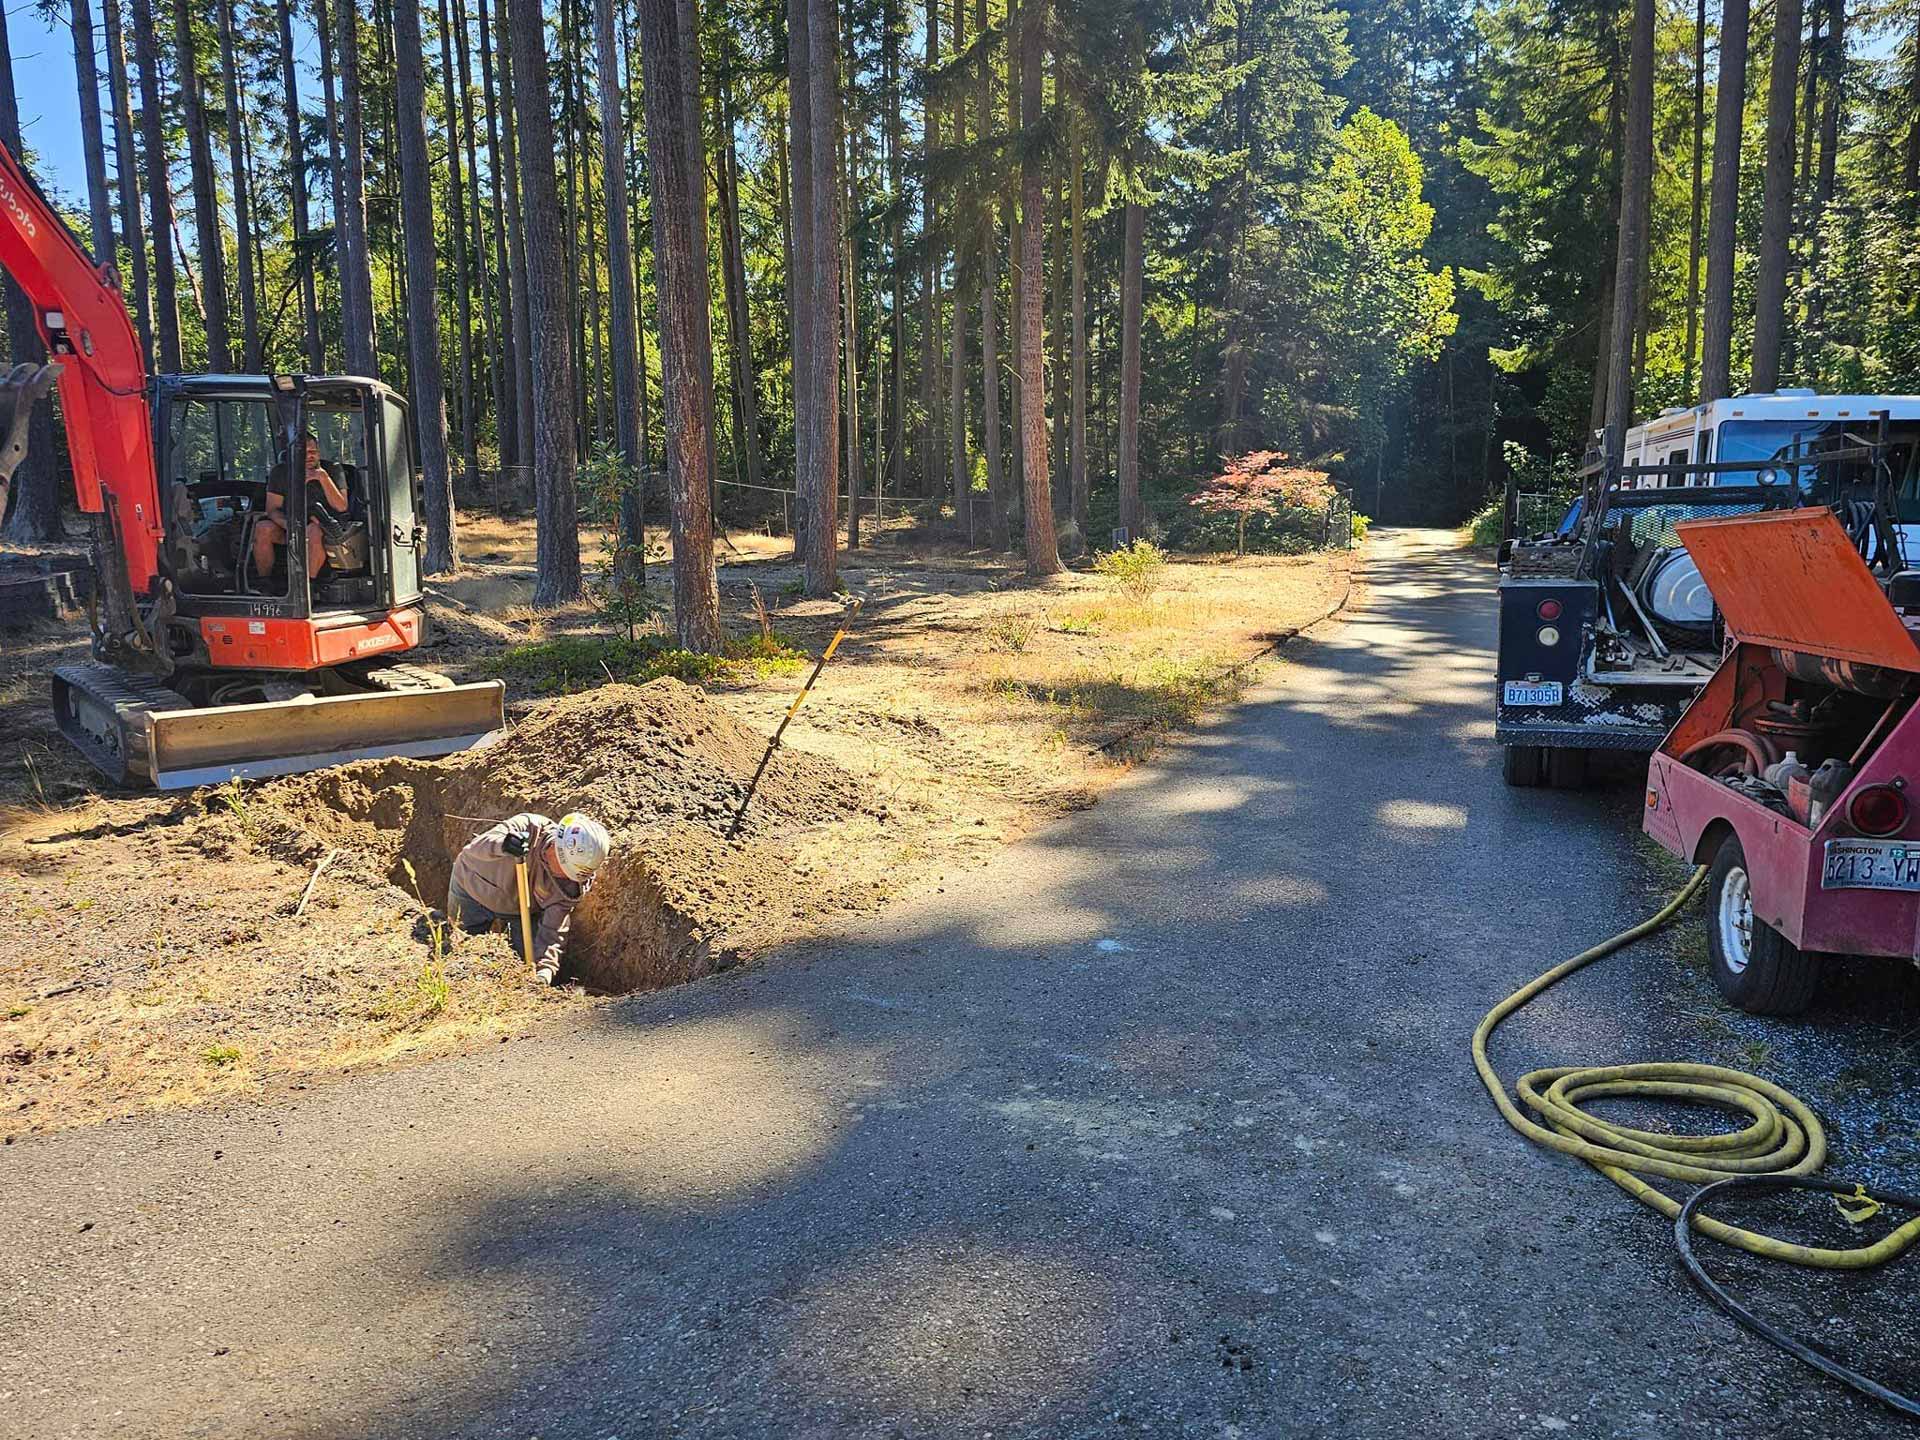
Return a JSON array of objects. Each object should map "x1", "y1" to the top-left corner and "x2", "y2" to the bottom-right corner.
[{"x1": 157, "y1": 375, "x2": 416, "y2": 622}]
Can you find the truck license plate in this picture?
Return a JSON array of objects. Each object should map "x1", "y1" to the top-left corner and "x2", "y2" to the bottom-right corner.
[
  {"x1": 1821, "y1": 839, "x2": 1920, "y2": 892},
  {"x1": 1503, "y1": 680, "x2": 1563, "y2": 707}
]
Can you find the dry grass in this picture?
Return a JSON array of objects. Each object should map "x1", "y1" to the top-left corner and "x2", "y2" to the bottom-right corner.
[{"x1": 0, "y1": 515, "x2": 1353, "y2": 1139}]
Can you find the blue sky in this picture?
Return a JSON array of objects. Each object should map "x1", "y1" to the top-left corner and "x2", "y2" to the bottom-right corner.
[{"x1": 8, "y1": 2, "x2": 88, "y2": 204}]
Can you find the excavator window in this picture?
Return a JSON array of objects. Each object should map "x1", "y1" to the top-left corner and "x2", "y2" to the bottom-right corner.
[{"x1": 164, "y1": 395, "x2": 287, "y2": 599}]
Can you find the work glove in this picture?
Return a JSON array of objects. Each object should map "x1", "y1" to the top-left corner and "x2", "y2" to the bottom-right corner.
[{"x1": 501, "y1": 829, "x2": 529, "y2": 859}]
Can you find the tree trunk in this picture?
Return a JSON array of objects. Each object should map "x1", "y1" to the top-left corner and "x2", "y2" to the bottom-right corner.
[
  {"x1": 1750, "y1": 0, "x2": 1801, "y2": 393},
  {"x1": 976, "y1": 0, "x2": 1006, "y2": 550},
  {"x1": 1215, "y1": 1, "x2": 1251, "y2": 456},
  {"x1": 885, "y1": 0, "x2": 904, "y2": 505},
  {"x1": 718, "y1": 71, "x2": 765, "y2": 492},
  {"x1": 789, "y1": 0, "x2": 842, "y2": 593},
  {"x1": 918, "y1": 0, "x2": 939, "y2": 497},
  {"x1": 1805, "y1": 0, "x2": 1842, "y2": 344},
  {"x1": 1609, "y1": 0, "x2": 1658, "y2": 452},
  {"x1": 498, "y1": 2, "x2": 535, "y2": 476},
  {"x1": 637, "y1": 0, "x2": 724, "y2": 647},
  {"x1": 595, "y1": 0, "x2": 645, "y2": 560},
  {"x1": 947, "y1": 0, "x2": 969, "y2": 537},
  {"x1": 275, "y1": 0, "x2": 322, "y2": 368},
  {"x1": 1068, "y1": 116, "x2": 1086, "y2": 545},
  {"x1": 1117, "y1": 195, "x2": 1143, "y2": 540},
  {"x1": 453, "y1": 0, "x2": 489, "y2": 474},
  {"x1": 1587, "y1": 269, "x2": 1613, "y2": 436},
  {"x1": 1682, "y1": 0, "x2": 1705, "y2": 403},
  {"x1": 1905, "y1": 16, "x2": 1920, "y2": 199},
  {"x1": 506, "y1": 0, "x2": 583, "y2": 602},
  {"x1": 622, "y1": 0, "x2": 653, "y2": 474},
  {"x1": 477, "y1": 0, "x2": 520, "y2": 472},
  {"x1": 844, "y1": 149, "x2": 861, "y2": 552},
  {"x1": 102, "y1": 0, "x2": 153, "y2": 368},
  {"x1": 679, "y1": 0, "x2": 721, "y2": 506},
  {"x1": 435, "y1": 0, "x2": 477, "y2": 501},
  {"x1": 71, "y1": 0, "x2": 115, "y2": 262},
  {"x1": 132, "y1": 0, "x2": 182, "y2": 371},
  {"x1": 0, "y1": 4, "x2": 60, "y2": 540},
  {"x1": 216, "y1": 0, "x2": 260, "y2": 369},
  {"x1": 789, "y1": 6, "x2": 816, "y2": 551},
  {"x1": 1700, "y1": 0, "x2": 1748, "y2": 400},
  {"x1": 174, "y1": 0, "x2": 231, "y2": 370},
  {"x1": 1049, "y1": 154, "x2": 1065, "y2": 515},
  {"x1": 393, "y1": 0, "x2": 458, "y2": 573},
  {"x1": 334, "y1": 0, "x2": 379, "y2": 374},
  {"x1": 1016, "y1": 0, "x2": 1059, "y2": 575},
  {"x1": 433, "y1": 0, "x2": 474, "y2": 491},
  {"x1": 315, "y1": 0, "x2": 343, "y2": 359},
  {"x1": 1003, "y1": 0, "x2": 1022, "y2": 520}
]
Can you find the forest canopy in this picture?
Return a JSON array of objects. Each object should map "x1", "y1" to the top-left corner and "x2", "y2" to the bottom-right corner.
[{"x1": 1, "y1": 0, "x2": 1916, "y2": 598}]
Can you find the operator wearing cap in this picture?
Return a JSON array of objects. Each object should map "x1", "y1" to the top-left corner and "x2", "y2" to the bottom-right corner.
[{"x1": 447, "y1": 812, "x2": 612, "y2": 984}]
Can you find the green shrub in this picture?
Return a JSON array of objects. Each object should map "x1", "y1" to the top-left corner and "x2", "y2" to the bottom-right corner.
[
  {"x1": 482, "y1": 632, "x2": 803, "y2": 696},
  {"x1": 1091, "y1": 540, "x2": 1168, "y2": 602},
  {"x1": 986, "y1": 614, "x2": 1038, "y2": 653},
  {"x1": 1351, "y1": 512, "x2": 1372, "y2": 542},
  {"x1": 1466, "y1": 498, "x2": 1505, "y2": 548}
]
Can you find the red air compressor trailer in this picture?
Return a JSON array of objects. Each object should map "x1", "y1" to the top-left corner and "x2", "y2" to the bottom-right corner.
[{"x1": 1644, "y1": 507, "x2": 1920, "y2": 1014}]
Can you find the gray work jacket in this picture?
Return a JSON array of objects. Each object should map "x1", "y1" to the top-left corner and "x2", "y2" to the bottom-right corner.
[{"x1": 449, "y1": 813, "x2": 591, "y2": 969}]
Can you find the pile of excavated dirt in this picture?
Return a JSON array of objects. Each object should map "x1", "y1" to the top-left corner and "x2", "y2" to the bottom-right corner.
[{"x1": 245, "y1": 678, "x2": 898, "y2": 993}]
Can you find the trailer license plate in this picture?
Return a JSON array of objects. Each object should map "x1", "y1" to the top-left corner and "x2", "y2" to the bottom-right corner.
[
  {"x1": 1503, "y1": 681, "x2": 1563, "y2": 707},
  {"x1": 1822, "y1": 839, "x2": 1920, "y2": 892}
]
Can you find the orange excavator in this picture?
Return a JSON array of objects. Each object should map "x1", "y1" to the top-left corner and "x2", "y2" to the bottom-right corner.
[{"x1": 0, "y1": 142, "x2": 503, "y2": 788}]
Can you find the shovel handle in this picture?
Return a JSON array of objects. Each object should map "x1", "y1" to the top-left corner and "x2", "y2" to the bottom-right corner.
[{"x1": 514, "y1": 860, "x2": 535, "y2": 971}]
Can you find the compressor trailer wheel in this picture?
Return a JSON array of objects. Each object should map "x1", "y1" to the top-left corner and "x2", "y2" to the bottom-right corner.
[{"x1": 1474, "y1": 866, "x2": 1920, "y2": 1416}]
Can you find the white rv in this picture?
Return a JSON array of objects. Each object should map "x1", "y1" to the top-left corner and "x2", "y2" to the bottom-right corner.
[{"x1": 1619, "y1": 390, "x2": 1920, "y2": 499}]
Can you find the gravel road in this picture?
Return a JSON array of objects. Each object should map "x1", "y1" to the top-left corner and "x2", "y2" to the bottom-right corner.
[{"x1": 3, "y1": 527, "x2": 1915, "y2": 1439}]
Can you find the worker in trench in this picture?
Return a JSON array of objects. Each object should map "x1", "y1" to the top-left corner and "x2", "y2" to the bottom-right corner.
[{"x1": 446, "y1": 813, "x2": 612, "y2": 985}]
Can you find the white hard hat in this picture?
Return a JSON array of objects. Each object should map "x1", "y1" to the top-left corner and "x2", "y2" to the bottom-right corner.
[{"x1": 552, "y1": 813, "x2": 611, "y2": 882}]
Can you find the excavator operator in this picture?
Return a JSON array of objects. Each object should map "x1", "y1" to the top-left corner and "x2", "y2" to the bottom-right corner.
[{"x1": 253, "y1": 430, "x2": 350, "y2": 583}]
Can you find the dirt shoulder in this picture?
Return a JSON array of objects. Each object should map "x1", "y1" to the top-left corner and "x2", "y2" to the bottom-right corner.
[{"x1": 0, "y1": 519, "x2": 1355, "y2": 1139}]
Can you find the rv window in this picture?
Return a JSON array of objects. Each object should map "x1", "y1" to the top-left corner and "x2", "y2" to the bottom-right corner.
[
  {"x1": 1696, "y1": 429, "x2": 1713, "y2": 464},
  {"x1": 1667, "y1": 448, "x2": 1689, "y2": 484}
]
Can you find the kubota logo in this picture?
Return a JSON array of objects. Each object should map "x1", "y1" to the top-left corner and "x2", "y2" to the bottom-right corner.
[{"x1": 0, "y1": 176, "x2": 36, "y2": 238}]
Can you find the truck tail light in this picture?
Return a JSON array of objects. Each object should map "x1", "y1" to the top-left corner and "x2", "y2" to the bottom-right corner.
[
  {"x1": 1848, "y1": 784, "x2": 1909, "y2": 837},
  {"x1": 1537, "y1": 599, "x2": 1562, "y2": 621}
]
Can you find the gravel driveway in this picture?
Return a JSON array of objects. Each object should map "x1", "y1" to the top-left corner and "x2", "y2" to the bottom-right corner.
[{"x1": 2, "y1": 527, "x2": 1914, "y2": 1438}]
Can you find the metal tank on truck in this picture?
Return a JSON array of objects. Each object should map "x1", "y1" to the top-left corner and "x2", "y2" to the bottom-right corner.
[{"x1": 1493, "y1": 391, "x2": 1920, "y2": 788}]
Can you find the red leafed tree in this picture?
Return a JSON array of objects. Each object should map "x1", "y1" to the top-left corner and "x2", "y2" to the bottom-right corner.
[{"x1": 1188, "y1": 452, "x2": 1336, "y2": 557}]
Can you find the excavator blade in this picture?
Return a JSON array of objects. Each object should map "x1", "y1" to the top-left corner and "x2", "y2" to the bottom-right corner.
[
  {"x1": 52, "y1": 663, "x2": 506, "y2": 789},
  {"x1": 146, "y1": 681, "x2": 507, "y2": 789}
]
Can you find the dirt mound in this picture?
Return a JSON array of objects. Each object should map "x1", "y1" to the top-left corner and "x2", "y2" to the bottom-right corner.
[{"x1": 246, "y1": 678, "x2": 892, "y2": 993}]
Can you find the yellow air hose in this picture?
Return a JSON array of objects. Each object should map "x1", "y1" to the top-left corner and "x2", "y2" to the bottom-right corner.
[{"x1": 1475, "y1": 864, "x2": 1920, "y2": 1413}]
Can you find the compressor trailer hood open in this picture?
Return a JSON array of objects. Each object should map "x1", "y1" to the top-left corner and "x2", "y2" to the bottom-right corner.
[{"x1": 1675, "y1": 507, "x2": 1920, "y2": 673}]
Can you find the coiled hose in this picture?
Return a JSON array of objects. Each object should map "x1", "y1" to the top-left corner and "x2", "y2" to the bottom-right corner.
[{"x1": 1474, "y1": 865, "x2": 1920, "y2": 1414}]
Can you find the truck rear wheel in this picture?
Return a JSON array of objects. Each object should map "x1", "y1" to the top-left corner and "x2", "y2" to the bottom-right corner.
[
  {"x1": 1544, "y1": 747, "x2": 1589, "y2": 789},
  {"x1": 1706, "y1": 833, "x2": 1819, "y2": 1016},
  {"x1": 1502, "y1": 744, "x2": 1545, "y2": 788}
]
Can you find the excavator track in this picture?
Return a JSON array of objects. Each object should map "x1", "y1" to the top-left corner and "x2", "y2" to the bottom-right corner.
[
  {"x1": 352, "y1": 661, "x2": 457, "y2": 693},
  {"x1": 51, "y1": 663, "x2": 193, "y2": 788}
]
